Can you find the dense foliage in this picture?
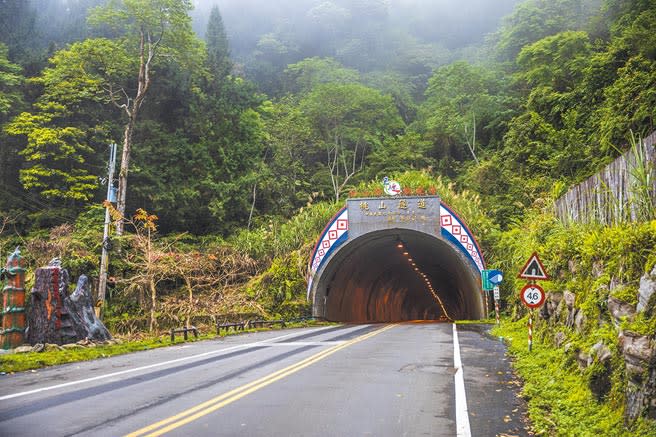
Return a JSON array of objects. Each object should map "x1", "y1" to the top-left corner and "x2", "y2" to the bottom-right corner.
[
  {"x1": 490, "y1": 214, "x2": 656, "y2": 435},
  {"x1": 0, "y1": 1, "x2": 655, "y2": 430}
]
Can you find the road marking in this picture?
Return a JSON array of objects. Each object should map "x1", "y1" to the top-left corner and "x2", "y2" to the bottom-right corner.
[
  {"x1": 0, "y1": 326, "x2": 340, "y2": 402},
  {"x1": 262, "y1": 341, "x2": 346, "y2": 347},
  {"x1": 452, "y1": 323, "x2": 471, "y2": 437},
  {"x1": 125, "y1": 324, "x2": 397, "y2": 437}
]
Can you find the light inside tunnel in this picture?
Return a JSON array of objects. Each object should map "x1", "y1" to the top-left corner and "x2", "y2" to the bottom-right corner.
[{"x1": 311, "y1": 229, "x2": 484, "y2": 322}]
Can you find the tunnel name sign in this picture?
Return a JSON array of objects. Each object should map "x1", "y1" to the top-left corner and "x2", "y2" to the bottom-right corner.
[{"x1": 348, "y1": 196, "x2": 441, "y2": 239}]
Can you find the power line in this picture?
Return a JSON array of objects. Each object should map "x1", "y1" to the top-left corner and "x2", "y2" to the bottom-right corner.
[{"x1": 2, "y1": 184, "x2": 81, "y2": 222}]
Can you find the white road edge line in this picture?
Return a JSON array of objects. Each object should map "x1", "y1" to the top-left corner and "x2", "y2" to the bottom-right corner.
[
  {"x1": 453, "y1": 323, "x2": 472, "y2": 437},
  {"x1": 0, "y1": 325, "x2": 345, "y2": 401}
]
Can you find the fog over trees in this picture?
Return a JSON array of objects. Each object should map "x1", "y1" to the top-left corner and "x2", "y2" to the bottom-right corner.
[
  {"x1": 189, "y1": 0, "x2": 521, "y2": 93},
  {"x1": 0, "y1": 0, "x2": 652, "y2": 234}
]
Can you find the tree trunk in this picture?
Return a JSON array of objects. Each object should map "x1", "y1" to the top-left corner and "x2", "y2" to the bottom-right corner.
[
  {"x1": 247, "y1": 182, "x2": 257, "y2": 230},
  {"x1": 116, "y1": 30, "x2": 151, "y2": 235},
  {"x1": 115, "y1": 118, "x2": 135, "y2": 235}
]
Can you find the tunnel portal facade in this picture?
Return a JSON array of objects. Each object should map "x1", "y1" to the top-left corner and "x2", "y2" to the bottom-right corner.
[{"x1": 307, "y1": 196, "x2": 486, "y2": 322}]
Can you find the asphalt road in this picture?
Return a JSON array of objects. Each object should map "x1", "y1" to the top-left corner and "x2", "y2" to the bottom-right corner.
[{"x1": 0, "y1": 323, "x2": 530, "y2": 436}]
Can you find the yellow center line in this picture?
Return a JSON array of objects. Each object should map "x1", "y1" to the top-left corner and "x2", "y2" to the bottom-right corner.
[{"x1": 125, "y1": 324, "x2": 396, "y2": 437}]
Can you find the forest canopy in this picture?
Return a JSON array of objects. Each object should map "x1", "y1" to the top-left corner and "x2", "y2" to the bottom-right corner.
[{"x1": 0, "y1": 0, "x2": 654, "y2": 234}]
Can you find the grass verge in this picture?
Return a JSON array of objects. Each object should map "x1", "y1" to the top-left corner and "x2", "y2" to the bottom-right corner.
[
  {"x1": 491, "y1": 317, "x2": 656, "y2": 436},
  {"x1": 0, "y1": 320, "x2": 330, "y2": 374}
]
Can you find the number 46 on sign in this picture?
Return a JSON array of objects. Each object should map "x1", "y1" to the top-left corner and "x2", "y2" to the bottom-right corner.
[{"x1": 520, "y1": 283, "x2": 545, "y2": 308}]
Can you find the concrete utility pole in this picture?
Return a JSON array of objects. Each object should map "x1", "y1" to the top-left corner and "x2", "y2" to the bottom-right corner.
[{"x1": 97, "y1": 143, "x2": 117, "y2": 318}]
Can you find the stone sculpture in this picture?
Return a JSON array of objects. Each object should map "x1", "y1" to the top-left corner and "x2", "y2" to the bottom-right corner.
[
  {"x1": 0, "y1": 247, "x2": 26, "y2": 349},
  {"x1": 27, "y1": 258, "x2": 111, "y2": 345}
]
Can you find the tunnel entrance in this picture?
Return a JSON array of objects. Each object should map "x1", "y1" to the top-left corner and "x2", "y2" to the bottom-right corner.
[{"x1": 307, "y1": 196, "x2": 485, "y2": 322}]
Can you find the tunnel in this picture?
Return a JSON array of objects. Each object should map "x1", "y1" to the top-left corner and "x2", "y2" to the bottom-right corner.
[{"x1": 307, "y1": 197, "x2": 485, "y2": 322}]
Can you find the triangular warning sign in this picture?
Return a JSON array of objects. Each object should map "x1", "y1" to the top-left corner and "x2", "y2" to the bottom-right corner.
[{"x1": 518, "y1": 252, "x2": 549, "y2": 280}]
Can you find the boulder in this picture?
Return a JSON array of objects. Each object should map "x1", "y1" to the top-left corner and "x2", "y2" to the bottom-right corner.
[
  {"x1": 562, "y1": 291, "x2": 578, "y2": 328},
  {"x1": 619, "y1": 331, "x2": 656, "y2": 424},
  {"x1": 13, "y1": 345, "x2": 33, "y2": 354},
  {"x1": 564, "y1": 291, "x2": 576, "y2": 310},
  {"x1": 574, "y1": 310, "x2": 587, "y2": 333},
  {"x1": 588, "y1": 342, "x2": 614, "y2": 402},
  {"x1": 544, "y1": 292, "x2": 563, "y2": 322},
  {"x1": 610, "y1": 276, "x2": 622, "y2": 292},
  {"x1": 61, "y1": 343, "x2": 82, "y2": 350},
  {"x1": 637, "y1": 265, "x2": 656, "y2": 313},
  {"x1": 576, "y1": 349, "x2": 590, "y2": 369},
  {"x1": 65, "y1": 275, "x2": 112, "y2": 342},
  {"x1": 44, "y1": 343, "x2": 63, "y2": 352},
  {"x1": 619, "y1": 331, "x2": 654, "y2": 381},
  {"x1": 554, "y1": 331, "x2": 566, "y2": 348},
  {"x1": 590, "y1": 341, "x2": 612, "y2": 364},
  {"x1": 608, "y1": 296, "x2": 636, "y2": 325}
]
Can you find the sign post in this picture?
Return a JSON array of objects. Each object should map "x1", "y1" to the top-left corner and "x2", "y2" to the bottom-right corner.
[
  {"x1": 482, "y1": 269, "x2": 503, "y2": 321},
  {"x1": 520, "y1": 283, "x2": 545, "y2": 352},
  {"x1": 493, "y1": 286, "x2": 500, "y2": 325},
  {"x1": 518, "y1": 252, "x2": 548, "y2": 352}
]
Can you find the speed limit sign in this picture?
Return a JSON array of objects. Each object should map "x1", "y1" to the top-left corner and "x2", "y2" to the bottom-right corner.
[{"x1": 520, "y1": 283, "x2": 545, "y2": 308}]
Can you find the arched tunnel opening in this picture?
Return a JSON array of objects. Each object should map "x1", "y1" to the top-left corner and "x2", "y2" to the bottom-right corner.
[{"x1": 311, "y1": 229, "x2": 484, "y2": 322}]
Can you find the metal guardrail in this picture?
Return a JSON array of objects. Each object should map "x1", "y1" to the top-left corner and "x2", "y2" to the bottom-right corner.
[
  {"x1": 216, "y1": 321, "x2": 246, "y2": 334},
  {"x1": 247, "y1": 319, "x2": 286, "y2": 329},
  {"x1": 170, "y1": 326, "x2": 199, "y2": 342},
  {"x1": 172, "y1": 316, "x2": 317, "y2": 343}
]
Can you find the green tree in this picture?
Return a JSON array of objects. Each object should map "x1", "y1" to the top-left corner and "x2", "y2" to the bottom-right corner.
[
  {"x1": 366, "y1": 132, "x2": 435, "y2": 180},
  {"x1": 283, "y1": 57, "x2": 359, "y2": 95},
  {"x1": 516, "y1": 31, "x2": 592, "y2": 93},
  {"x1": 0, "y1": 42, "x2": 25, "y2": 213},
  {"x1": 205, "y1": 5, "x2": 232, "y2": 80},
  {"x1": 260, "y1": 96, "x2": 315, "y2": 217},
  {"x1": 596, "y1": 55, "x2": 656, "y2": 148},
  {"x1": 300, "y1": 83, "x2": 404, "y2": 201},
  {"x1": 88, "y1": 0, "x2": 200, "y2": 233},
  {"x1": 495, "y1": 0, "x2": 599, "y2": 61},
  {"x1": 415, "y1": 61, "x2": 512, "y2": 168},
  {"x1": 5, "y1": 39, "x2": 115, "y2": 203}
]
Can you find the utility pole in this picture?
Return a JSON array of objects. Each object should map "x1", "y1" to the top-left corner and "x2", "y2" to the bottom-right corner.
[{"x1": 97, "y1": 143, "x2": 117, "y2": 318}]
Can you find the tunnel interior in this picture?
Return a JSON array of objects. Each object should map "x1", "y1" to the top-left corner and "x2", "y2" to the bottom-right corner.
[{"x1": 312, "y1": 229, "x2": 483, "y2": 322}]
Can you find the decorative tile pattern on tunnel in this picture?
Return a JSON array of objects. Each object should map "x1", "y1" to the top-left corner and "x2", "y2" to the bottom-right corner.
[
  {"x1": 307, "y1": 207, "x2": 349, "y2": 294},
  {"x1": 307, "y1": 200, "x2": 486, "y2": 298},
  {"x1": 440, "y1": 204, "x2": 484, "y2": 272}
]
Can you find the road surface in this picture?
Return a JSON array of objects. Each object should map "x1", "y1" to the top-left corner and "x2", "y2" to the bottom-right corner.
[{"x1": 0, "y1": 323, "x2": 529, "y2": 436}]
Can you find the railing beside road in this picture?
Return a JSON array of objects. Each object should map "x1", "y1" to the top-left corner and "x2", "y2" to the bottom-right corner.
[
  {"x1": 170, "y1": 326, "x2": 199, "y2": 342},
  {"x1": 171, "y1": 316, "x2": 316, "y2": 342}
]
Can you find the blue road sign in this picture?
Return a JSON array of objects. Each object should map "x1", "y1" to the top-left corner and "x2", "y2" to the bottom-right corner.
[{"x1": 488, "y1": 269, "x2": 503, "y2": 285}]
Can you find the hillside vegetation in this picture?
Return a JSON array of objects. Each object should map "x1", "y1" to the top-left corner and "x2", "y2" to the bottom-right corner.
[{"x1": 0, "y1": 1, "x2": 655, "y2": 432}]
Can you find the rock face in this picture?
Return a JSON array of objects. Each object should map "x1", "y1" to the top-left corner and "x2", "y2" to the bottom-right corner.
[
  {"x1": 608, "y1": 296, "x2": 636, "y2": 325},
  {"x1": 619, "y1": 331, "x2": 656, "y2": 423},
  {"x1": 541, "y1": 292, "x2": 563, "y2": 323},
  {"x1": 27, "y1": 262, "x2": 111, "y2": 345},
  {"x1": 563, "y1": 291, "x2": 578, "y2": 328},
  {"x1": 537, "y1": 271, "x2": 656, "y2": 424},
  {"x1": 637, "y1": 266, "x2": 656, "y2": 313}
]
